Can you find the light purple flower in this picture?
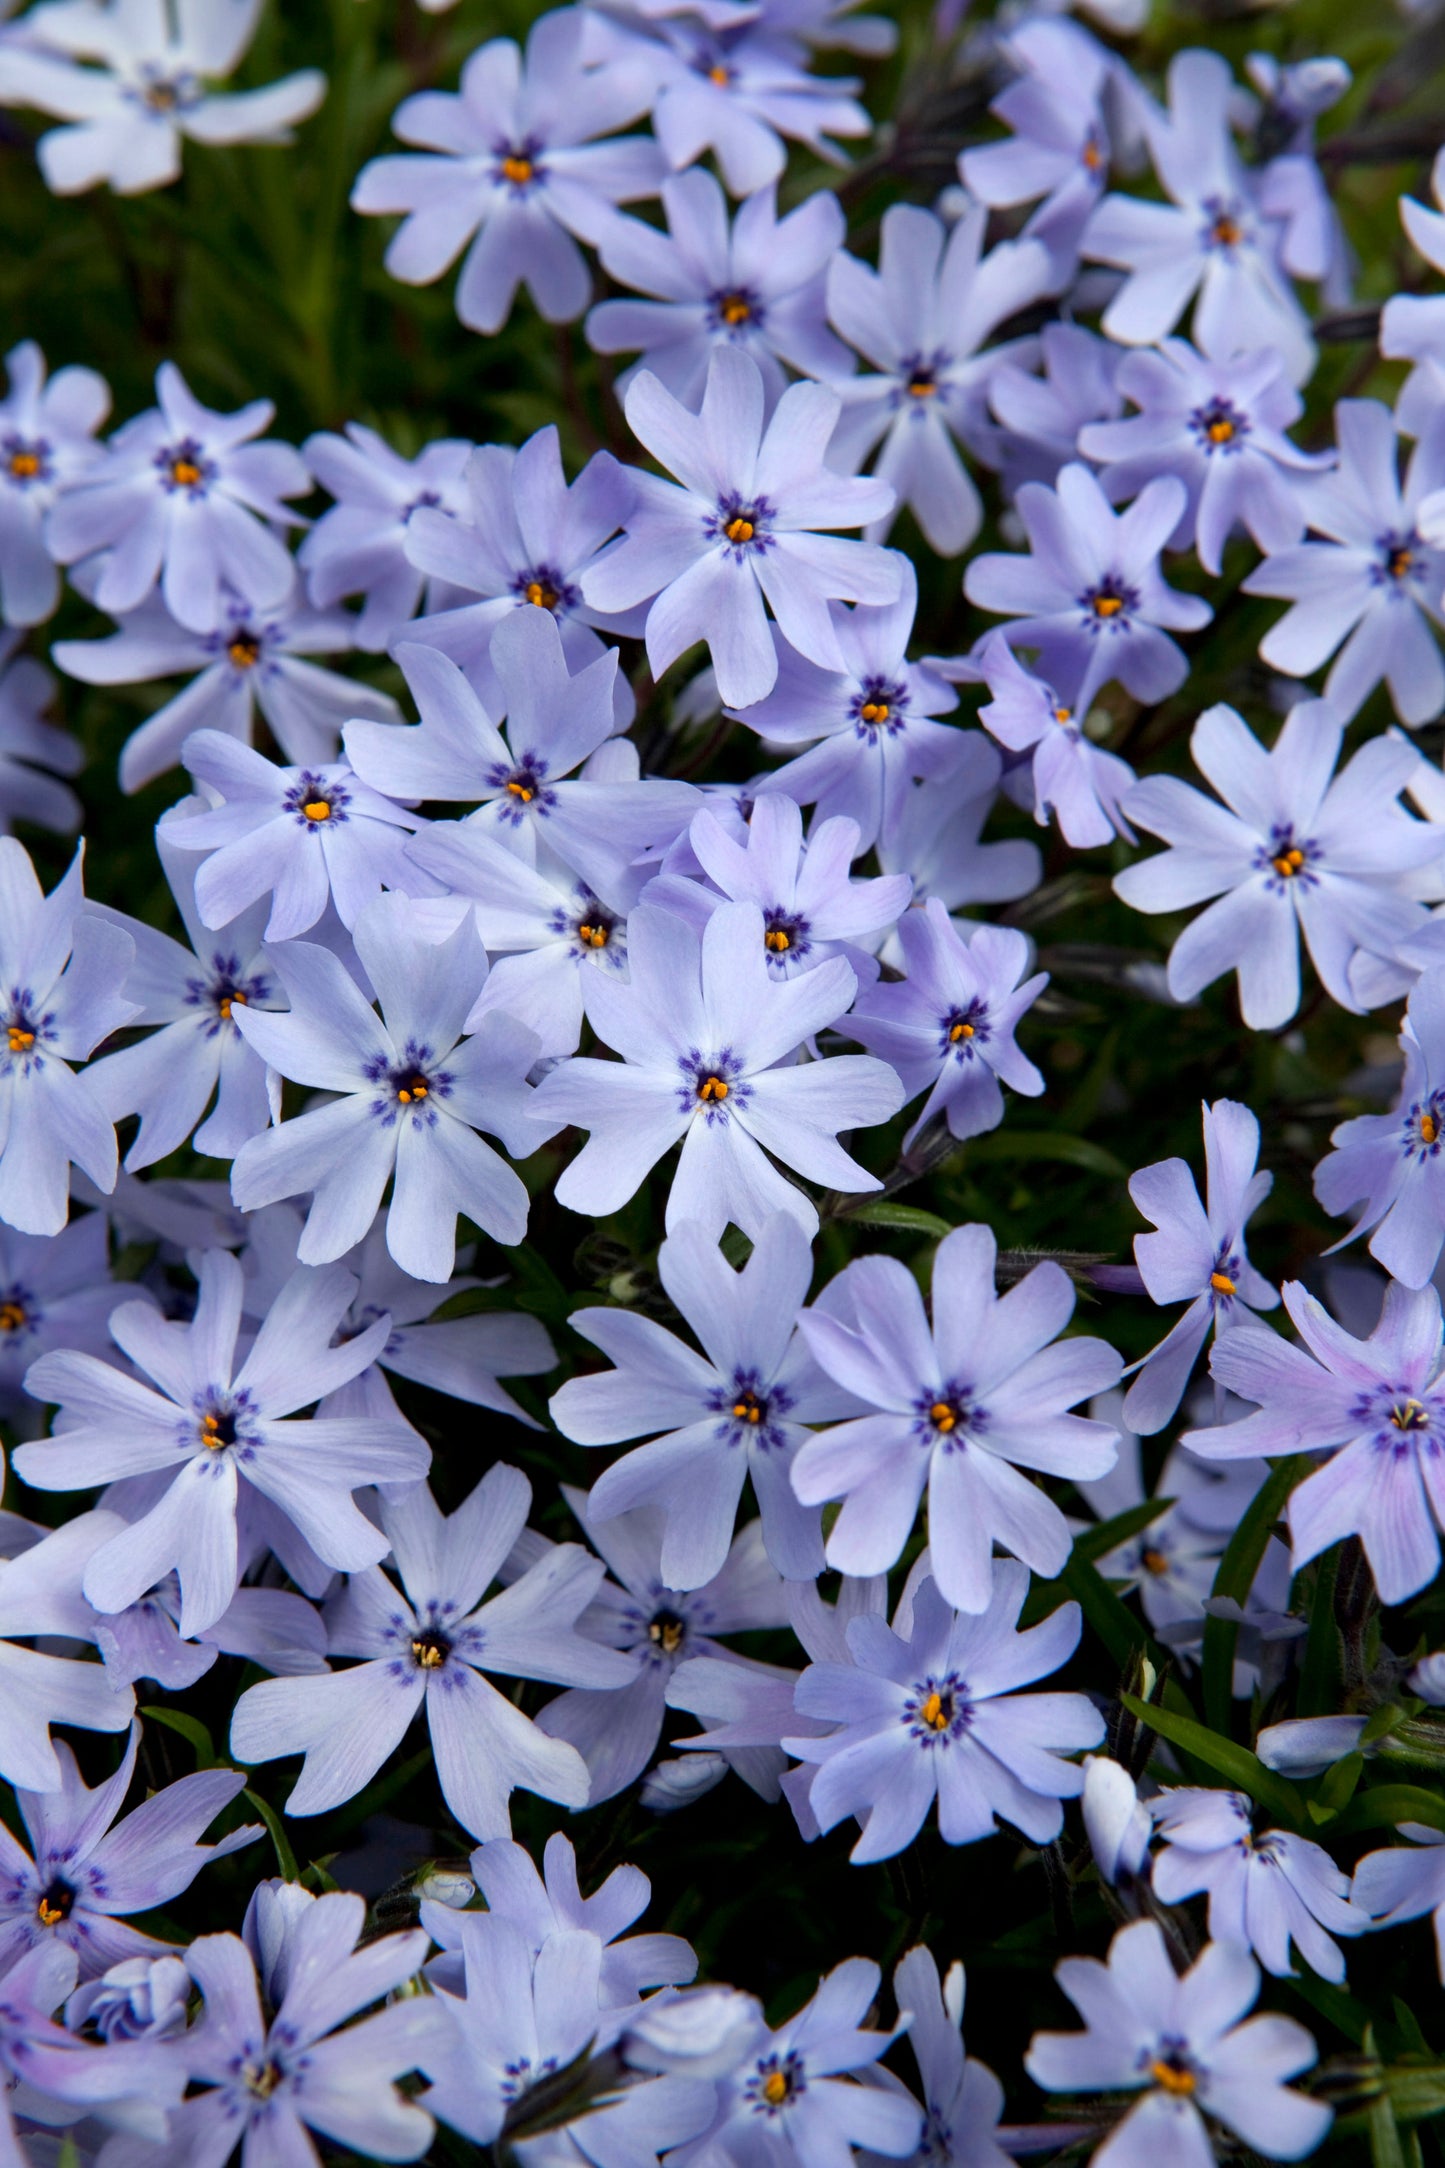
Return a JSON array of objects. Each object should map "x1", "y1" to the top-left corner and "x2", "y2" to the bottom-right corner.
[
  {"x1": 647, "y1": 793, "x2": 911, "y2": 980},
  {"x1": 1242, "y1": 399, "x2": 1445, "y2": 728},
  {"x1": 17, "y1": 1247, "x2": 426, "y2": 1635},
  {"x1": 634, "y1": 17, "x2": 872, "y2": 196},
  {"x1": 397, "y1": 427, "x2": 641, "y2": 725},
  {"x1": 959, "y1": 17, "x2": 1116, "y2": 286},
  {"x1": 229, "y1": 1466, "x2": 635, "y2": 1838},
  {"x1": 0, "y1": 1209, "x2": 118, "y2": 1431},
  {"x1": 0, "y1": 1510, "x2": 137, "y2": 1790},
  {"x1": 1315, "y1": 966, "x2": 1445, "y2": 1287},
  {"x1": 1354, "y1": 1823, "x2": 1445, "y2": 1982},
  {"x1": 53, "y1": 585, "x2": 401, "y2": 793},
  {"x1": 964, "y1": 463, "x2": 1211, "y2": 713},
  {"x1": 787, "y1": 1565, "x2": 1102, "y2": 1863},
  {"x1": 1082, "y1": 47, "x2": 1316, "y2": 387},
  {"x1": 1248, "y1": 55, "x2": 1353, "y2": 308},
  {"x1": 1078, "y1": 339, "x2": 1332, "y2": 577},
  {"x1": 986, "y1": 322, "x2": 1125, "y2": 496},
  {"x1": 735, "y1": 560, "x2": 961, "y2": 851},
  {"x1": 44, "y1": 361, "x2": 309, "y2": 632},
  {"x1": 522, "y1": 1484, "x2": 789, "y2": 1806},
  {"x1": 99, "y1": 1894, "x2": 443, "y2": 2168},
  {"x1": 1026, "y1": 1919, "x2": 1332, "y2": 2164},
  {"x1": 0, "y1": 837, "x2": 137, "y2": 1236},
  {"x1": 1193, "y1": 1275, "x2": 1445, "y2": 1603},
  {"x1": 0, "y1": 1720, "x2": 260, "y2": 1978},
  {"x1": 588, "y1": 169, "x2": 850, "y2": 410},
  {"x1": 90, "y1": 1571, "x2": 329, "y2": 1696},
  {"x1": 0, "y1": 338, "x2": 108, "y2": 626},
  {"x1": 0, "y1": 1940, "x2": 178, "y2": 2159},
  {"x1": 1082, "y1": 1756, "x2": 1156, "y2": 1888},
  {"x1": 67, "y1": 1952, "x2": 192, "y2": 2043},
  {"x1": 85, "y1": 817, "x2": 284, "y2": 1171},
  {"x1": 0, "y1": 631, "x2": 82, "y2": 838},
  {"x1": 532, "y1": 899, "x2": 904, "y2": 1241},
  {"x1": 847, "y1": 897, "x2": 1047, "y2": 1148},
  {"x1": 549, "y1": 1215, "x2": 854, "y2": 1585},
  {"x1": 351, "y1": 9, "x2": 664, "y2": 334},
  {"x1": 791, "y1": 1223, "x2": 1121, "y2": 1611},
  {"x1": 1381, "y1": 149, "x2": 1445, "y2": 437},
  {"x1": 960, "y1": 630, "x2": 1137, "y2": 850},
  {"x1": 824, "y1": 201, "x2": 1052, "y2": 557},
  {"x1": 872, "y1": 734, "x2": 1042, "y2": 918},
  {"x1": 1114, "y1": 701, "x2": 1444, "y2": 1029},
  {"x1": 299, "y1": 422, "x2": 474, "y2": 651},
  {"x1": 162, "y1": 732, "x2": 422, "y2": 941},
  {"x1": 862, "y1": 1947, "x2": 1015, "y2": 2168},
  {"x1": 666, "y1": 1956, "x2": 921, "y2": 2168},
  {"x1": 581, "y1": 346, "x2": 900, "y2": 709},
  {"x1": 1123, "y1": 1098, "x2": 1277, "y2": 1434},
  {"x1": 1151, "y1": 1788, "x2": 1368, "y2": 1984},
  {"x1": 229, "y1": 896, "x2": 547, "y2": 1278},
  {"x1": 0, "y1": 0, "x2": 325, "y2": 197}
]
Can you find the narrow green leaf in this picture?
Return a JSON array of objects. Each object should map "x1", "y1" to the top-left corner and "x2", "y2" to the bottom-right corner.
[
  {"x1": 1121, "y1": 1693, "x2": 1307, "y2": 1829},
  {"x1": 1312, "y1": 1751, "x2": 1365, "y2": 1817},
  {"x1": 244, "y1": 1789, "x2": 299, "y2": 1882},
  {"x1": 1285, "y1": 1970, "x2": 1373, "y2": 2047},
  {"x1": 1330, "y1": 1784, "x2": 1445, "y2": 1840},
  {"x1": 1057, "y1": 1551, "x2": 1165, "y2": 1674},
  {"x1": 837, "y1": 1200, "x2": 952, "y2": 1238},
  {"x1": 1297, "y1": 1544, "x2": 1343, "y2": 1718},
  {"x1": 1369, "y1": 2090, "x2": 1410, "y2": 2168},
  {"x1": 1201, "y1": 1456, "x2": 1309, "y2": 1735},
  {"x1": 1075, "y1": 1497, "x2": 1176, "y2": 1565},
  {"x1": 962, "y1": 1131, "x2": 1128, "y2": 1179},
  {"x1": 140, "y1": 1704, "x2": 218, "y2": 1770}
]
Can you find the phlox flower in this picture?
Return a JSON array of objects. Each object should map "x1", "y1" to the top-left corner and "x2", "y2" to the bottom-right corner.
[
  {"x1": 229, "y1": 1466, "x2": 636, "y2": 1839},
  {"x1": 987, "y1": 322, "x2": 1124, "y2": 494},
  {"x1": 99, "y1": 1893, "x2": 444, "y2": 2168},
  {"x1": 1315, "y1": 967, "x2": 1445, "y2": 1286},
  {"x1": 863, "y1": 1948, "x2": 1015, "y2": 2168},
  {"x1": 1151, "y1": 1789, "x2": 1369, "y2": 1984},
  {"x1": 787, "y1": 1565, "x2": 1102, "y2": 1863},
  {"x1": 1354, "y1": 1823, "x2": 1445, "y2": 1984},
  {"x1": 1242, "y1": 399, "x2": 1445, "y2": 727},
  {"x1": 581, "y1": 346, "x2": 900, "y2": 710},
  {"x1": 1248, "y1": 55, "x2": 1353, "y2": 307},
  {"x1": 791, "y1": 1223, "x2": 1121, "y2": 1611},
  {"x1": 300, "y1": 422, "x2": 474, "y2": 651},
  {"x1": 1380, "y1": 148, "x2": 1445, "y2": 437},
  {"x1": 632, "y1": 17, "x2": 872, "y2": 196},
  {"x1": 550, "y1": 1214, "x2": 851, "y2": 1585},
  {"x1": 871, "y1": 734, "x2": 1042, "y2": 917},
  {"x1": 960, "y1": 632, "x2": 1136, "y2": 850},
  {"x1": 67, "y1": 1952, "x2": 191, "y2": 2043},
  {"x1": 1026, "y1": 1920, "x2": 1332, "y2": 2165},
  {"x1": 1188, "y1": 1275, "x2": 1445, "y2": 1606},
  {"x1": 964, "y1": 463, "x2": 1211, "y2": 714},
  {"x1": 352, "y1": 9, "x2": 664, "y2": 334},
  {"x1": 531, "y1": 900, "x2": 905, "y2": 1241},
  {"x1": 44, "y1": 361, "x2": 309, "y2": 632},
  {"x1": 0, "y1": 631, "x2": 82, "y2": 838},
  {"x1": 0, "y1": 1511, "x2": 138, "y2": 1789},
  {"x1": 1123, "y1": 1098, "x2": 1277, "y2": 1434},
  {"x1": 0, "y1": 338, "x2": 108, "y2": 626},
  {"x1": 0, "y1": 837, "x2": 137, "y2": 1237},
  {"x1": 824, "y1": 201, "x2": 1052, "y2": 558},
  {"x1": 89, "y1": 1569, "x2": 329, "y2": 1697},
  {"x1": 847, "y1": 897, "x2": 1047, "y2": 1147},
  {"x1": 588, "y1": 169, "x2": 851, "y2": 409},
  {"x1": 229, "y1": 895, "x2": 548, "y2": 1279},
  {"x1": 0, "y1": 1720, "x2": 260, "y2": 1978},
  {"x1": 959, "y1": 18, "x2": 1115, "y2": 287},
  {"x1": 0, "y1": 1211, "x2": 119, "y2": 1432},
  {"x1": 17, "y1": 1247, "x2": 427, "y2": 1636},
  {"x1": 0, "y1": 1940, "x2": 179, "y2": 2161},
  {"x1": 0, "y1": 0, "x2": 325, "y2": 196},
  {"x1": 1114, "y1": 701, "x2": 1444, "y2": 1029}
]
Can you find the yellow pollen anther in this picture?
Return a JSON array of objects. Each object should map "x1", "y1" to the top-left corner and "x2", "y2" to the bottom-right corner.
[
  {"x1": 1053, "y1": 705, "x2": 1073, "y2": 724},
  {"x1": 1151, "y1": 2061, "x2": 1196, "y2": 2097},
  {"x1": 199, "y1": 1413, "x2": 226, "y2": 1451},
  {"x1": 697, "y1": 1074, "x2": 729, "y2": 1101},
  {"x1": 859, "y1": 700, "x2": 890, "y2": 724},
  {"x1": 908, "y1": 374, "x2": 938, "y2": 398},
  {"x1": 732, "y1": 1391, "x2": 764, "y2": 1423},
  {"x1": 227, "y1": 631, "x2": 261, "y2": 669},
  {"x1": 169, "y1": 456, "x2": 203, "y2": 488},
  {"x1": 1208, "y1": 417, "x2": 1235, "y2": 444},
  {"x1": 1423, "y1": 1114, "x2": 1439, "y2": 1145},
  {"x1": 765, "y1": 928, "x2": 791, "y2": 952},
  {"x1": 1391, "y1": 1398, "x2": 1428, "y2": 1429},
  {"x1": 1093, "y1": 592, "x2": 1124, "y2": 618},
  {"x1": 0, "y1": 1301, "x2": 25, "y2": 1333},
  {"x1": 719, "y1": 293, "x2": 752, "y2": 325},
  {"x1": 1210, "y1": 215, "x2": 1242, "y2": 249},
  {"x1": 949, "y1": 1020, "x2": 974, "y2": 1042},
  {"x1": 302, "y1": 799, "x2": 332, "y2": 822},
  {"x1": 1082, "y1": 137, "x2": 1103, "y2": 171},
  {"x1": 1141, "y1": 1547, "x2": 1170, "y2": 1576},
  {"x1": 708, "y1": 63, "x2": 731, "y2": 84},
  {"x1": 650, "y1": 1615, "x2": 685, "y2": 1653},
  {"x1": 8, "y1": 449, "x2": 40, "y2": 479},
  {"x1": 930, "y1": 1400, "x2": 958, "y2": 1432},
  {"x1": 506, "y1": 779, "x2": 535, "y2": 801},
  {"x1": 218, "y1": 991, "x2": 246, "y2": 1021},
  {"x1": 524, "y1": 580, "x2": 558, "y2": 609},
  {"x1": 1390, "y1": 545, "x2": 1414, "y2": 579},
  {"x1": 577, "y1": 921, "x2": 609, "y2": 948},
  {"x1": 762, "y1": 2072, "x2": 789, "y2": 2105},
  {"x1": 1210, "y1": 1270, "x2": 1236, "y2": 1296},
  {"x1": 921, "y1": 1690, "x2": 949, "y2": 1730},
  {"x1": 412, "y1": 1637, "x2": 448, "y2": 1668},
  {"x1": 7, "y1": 1026, "x2": 34, "y2": 1053},
  {"x1": 396, "y1": 1075, "x2": 429, "y2": 1104},
  {"x1": 725, "y1": 516, "x2": 755, "y2": 544},
  {"x1": 1271, "y1": 847, "x2": 1305, "y2": 878},
  {"x1": 501, "y1": 154, "x2": 533, "y2": 185},
  {"x1": 35, "y1": 1898, "x2": 65, "y2": 1927}
]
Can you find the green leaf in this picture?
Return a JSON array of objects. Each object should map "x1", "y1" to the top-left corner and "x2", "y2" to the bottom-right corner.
[
  {"x1": 1311, "y1": 1751, "x2": 1365, "y2": 1817},
  {"x1": 1330, "y1": 1784, "x2": 1445, "y2": 1839},
  {"x1": 1074, "y1": 1498, "x2": 1176, "y2": 1565},
  {"x1": 1201, "y1": 1456, "x2": 1309, "y2": 1735},
  {"x1": 961, "y1": 1131, "x2": 1128, "y2": 1179},
  {"x1": 1054, "y1": 1551, "x2": 1166, "y2": 1674},
  {"x1": 1286, "y1": 1970, "x2": 1374, "y2": 2047},
  {"x1": 837, "y1": 1200, "x2": 952, "y2": 1238},
  {"x1": 1369, "y1": 2089, "x2": 1410, "y2": 2168},
  {"x1": 1297, "y1": 1544, "x2": 1343, "y2": 1718},
  {"x1": 244, "y1": 1789, "x2": 299, "y2": 1882},
  {"x1": 140, "y1": 1704, "x2": 219, "y2": 1770},
  {"x1": 1120, "y1": 1693, "x2": 1308, "y2": 1829}
]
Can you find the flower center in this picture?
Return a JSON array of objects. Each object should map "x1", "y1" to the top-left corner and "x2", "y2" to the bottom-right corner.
[
  {"x1": 524, "y1": 579, "x2": 558, "y2": 609},
  {"x1": 1209, "y1": 212, "x2": 1243, "y2": 249},
  {"x1": 35, "y1": 1880, "x2": 73, "y2": 1928},
  {"x1": 1053, "y1": 704, "x2": 1073, "y2": 725},
  {"x1": 577, "y1": 919, "x2": 610, "y2": 949},
  {"x1": 501, "y1": 152, "x2": 534, "y2": 185},
  {"x1": 216, "y1": 987, "x2": 247, "y2": 1021},
  {"x1": 7, "y1": 1025, "x2": 34, "y2": 1053},
  {"x1": 649, "y1": 1610, "x2": 686, "y2": 1654},
  {"x1": 395, "y1": 1070, "x2": 431, "y2": 1105},
  {"x1": 732, "y1": 1388, "x2": 766, "y2": 1424},
  {"x1": 302, "y1": 797, "x2": 333, "y2": 823},
  {"x1": 920, "y1": 1689, "x2": 953, "y2": 1731},
  {"x1": 227, "y1": 630, "x2": 262, "y2": 669},
  {"x1": 1150, "y1": 2055, "x2": 1197, "y2": 2097},
  {"x1": 718, "y1": 291, "x2": 753, "y2": 326},
  {"x1": 1082, "y1": 135, "x2": 1104, "y2": 171},
  {"x1": 1271, "y1": 846, "x2": 1304, "y2": 878},
  {"x1": 7, "y1": 445, "x2": 41, "y2": 480},
  {"x1": 1389, "y1": 1398, "x2": 1430, "y2": 1430},
  {"x1": 907, "y1": 368, "x2": 938, "y2": 399},
  {"x1": 725, "y1": 514, "x2": 755, "y2": 544},
  {"x1": 199, "y1": 1408, "x2": 238, "y2": 1451},
  {"x1": 949, "y1": 1019, "x2": 974, "y2": 1042},
  {"x1": 1423, "y1": 1114, "x2": 1439, "y2": 1145},
  {"x1": 0, "y1": 1300, "x2": 27, "y2": 1333},
  {"x1": 1210, "y1": 1270, "x2": 1236, "y2": 1295},
  {"x1": 1389, "y1": 544, "x2": 1414, "y2": 580},
  {"x1": 505, "y1": 767, "x2": 542, "y2": 802},
  {"x1": 242, "y1": 2059, "x2": 284, "y2": 2100},
  {"x1": 165, "y1": 446, "x2": 206, "y2": 490},
  {"x1": 411, "y1": 1631, "x2": 451, "y2": 1669},
  {"x1": 697, "y1": 1073, "x2": 729, "y2": 1102},
  {"x1": 859, "y1": 699, "x2": 890, "y2": 724},
  {"x1": 1090, "y1": 582, "x2": 1127, "y2": 619},
  {"x1": 929, "y1": 1398, "x2": 962, "y2": 1433},
  {"x1": 708, "y1": 63, "x2": 731, "y2": 84},
  {"x1": 1141, "y1": 1547, "x2": 1170, "y2": 1576}
]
